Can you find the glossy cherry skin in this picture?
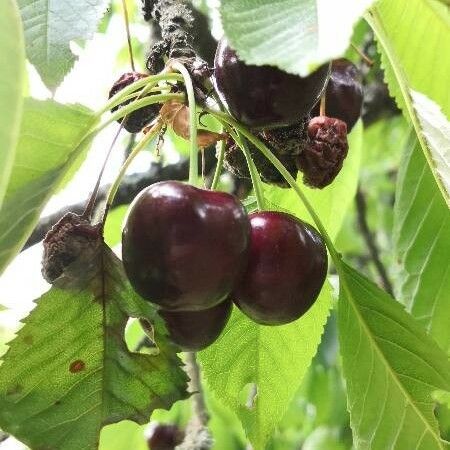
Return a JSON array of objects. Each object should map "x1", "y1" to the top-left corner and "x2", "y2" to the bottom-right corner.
[
  {"x1": 312, "y1": 59, "x2": 363, "y2": 132},
  {"x1": 233, "y1": 212, "x2": 327, "y2": 325},
  {"x1": 213, "y1": 38, "x2": 330, "y2": 129},
  {"x1": 159, "y1": 299, "x2": 232, "y2": 351},
  {"x1": 122, "y1": 181, "x2": 249, "y2": 311}
]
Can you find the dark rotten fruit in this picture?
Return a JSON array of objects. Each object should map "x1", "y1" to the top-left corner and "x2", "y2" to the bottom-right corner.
[
  {"x1": 213, "y1": 38, "x2": 330, "y2": 129},
  {"x1": 109, "y1": 72, "x2": 160, "y2": 133},
  {"x1": 311, "y1": 59, "x2": 363, "y2": 132},
  {"x1": 147, "y1": 423, "x2": 184, "y2": 450},
  {"x1": 233, "y1": 212, "x2": 327, "y2": 325},
  {"x1": 122, "y1": 181, "x2": 249, "y2": 311},
  {"x1": 159, "y1": 299, "x2": 232, "y2": 351},
  {"x1": 296, "y1": 115, "x2": 349, "y2": 188}
]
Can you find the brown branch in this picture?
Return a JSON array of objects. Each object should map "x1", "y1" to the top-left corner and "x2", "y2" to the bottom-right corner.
[
  {"x1": 22, "y1": 151, "x2": 216, "y2": 251},
  {"x1": 355, "y1": 187, "x2": 394, "y2": 296}
]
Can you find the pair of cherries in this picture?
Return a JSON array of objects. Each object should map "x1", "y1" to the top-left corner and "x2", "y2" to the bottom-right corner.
[{"x1": 122, "y1": 181, "x2": 327, "y2": 351}]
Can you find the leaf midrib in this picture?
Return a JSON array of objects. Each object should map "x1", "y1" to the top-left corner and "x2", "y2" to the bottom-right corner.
[{"x1": 338, "y1": 264, "x2": 444, "y2": 449}]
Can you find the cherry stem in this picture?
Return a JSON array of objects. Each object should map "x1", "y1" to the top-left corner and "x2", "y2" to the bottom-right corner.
[
  {"x1": 98, "y1": 73, "x2": 183, "y2": 116},
  {"x1": 231, "y1": 129, "x2": 266, "y2": 211},
  {"x1": 121, "y1": 0, "x2": 135, "y2": 71},
  {"x1": 170, "y1": 61, "x2": 198, "y2": 187},
  {"x1": 83, "y1": 123, "x2": 125, "y2": 219},
  {"x1": 210, "y1": 137, "x2": 225, "y2": 190},
  {"x1": 205, "y1": 109, "x2": 340, "y2": 263},
  {"x1": 351, "y1": 42, "x2": 374, "y2": 66},
  {"x1": 319, "y1": 93, "x2": 326, "y2": 117},
  {"x1": 102, "y1": 121, "x2": 163, "y2": 224}
]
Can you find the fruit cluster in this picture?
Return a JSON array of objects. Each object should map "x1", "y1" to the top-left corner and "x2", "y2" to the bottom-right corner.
[
  {"x1": 213, "y1": 39, "x2": 363, "y2": 189},
  {"x1": 122, "y1": 181, "x2": 327, "y2": 351}
]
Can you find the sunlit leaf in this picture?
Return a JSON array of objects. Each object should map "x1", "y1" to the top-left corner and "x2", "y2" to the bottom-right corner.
[
  {"x1": 18, "y1": 0, "x2": 109, "y2": 90},
  {"x1": 338, "y1": 262, "x2": 450, "y2": 450},
  {"x1": 0, "y1": 99, "x2": 97, "y2": 275},
  {"x1": 200, "y1": 284, "x2": 332, "y2": 450},
  {"x1": 220, "y1": 0, "x2": 374, "y2": 76},
  {"x1": 0, "y1": 0, "x2": 25, "y2": 209},
  {"x1": 0, "y1": 238, "x2": 188, "y2": 450},
  {"x1": 393, "y1": 139, "x2": 450, "y2": 353}
]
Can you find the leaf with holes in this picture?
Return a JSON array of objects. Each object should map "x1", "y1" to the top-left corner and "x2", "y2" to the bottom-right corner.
[
  {"x1": 338, "y1": 262, "x2": 450, "y2": 450},
  {"x1": 393, "y1": 139, "x2": 450, "y2": 354},
  {"x1": 0, "y1": 98, "x2": 97, "y2": 275},
  {"x1": 17, "y1": 0, "x2": 109, "y2": 91},
  {"x1": 220, "y1": 0, "x2": 374, "y2": 76},
  {"x1": 367, "y1": 1, "x2": 450, "y2": 204},
  {"x1": 199, "y1": 283, "x2": 332, "y2": 450},
  {"x1": 0, "y1": 235, "x2": 188, "y2": 450},
  {"x1": 0, "y1": 0, "x2": 25, "y2": 210}
]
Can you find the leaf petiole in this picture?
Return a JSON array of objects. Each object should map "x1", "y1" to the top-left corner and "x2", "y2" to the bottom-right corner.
[
  {"x1": 170, "y1": 61, "x2": 199, "y2": 187},
  {"x1": 102, "y1": 122, "x2": 163, "y2": 224}
]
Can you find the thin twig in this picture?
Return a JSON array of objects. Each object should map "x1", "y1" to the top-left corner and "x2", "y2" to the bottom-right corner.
[
  {"x1": 121, "y1": 0, "x2": 135, "y2": 71},
  {"x1": 176, "y1": 352, "x2": 212, "y2": 450},
  {"x1": 355, "y1": 187, "x2": 394, "y2": 296},
  {"x1": 185, "y1": 352, "x2": 209, "y2": 425}
]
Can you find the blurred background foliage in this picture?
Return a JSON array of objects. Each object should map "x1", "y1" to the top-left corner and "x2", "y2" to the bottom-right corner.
[{"x1": 1, "y1": 0, "x2": 448, "y2": 449}]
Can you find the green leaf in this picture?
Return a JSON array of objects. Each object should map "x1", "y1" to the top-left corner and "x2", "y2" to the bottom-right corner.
[
  {"x1": 393, "y1": 139, "x2": 450, "y2": 354},
  {"x1": 0, "y1": 0, "x2": 25, "y2": 210},
  {"x1": 104, "y1": 206, "x2": 129, "y2": 248},
  {"x1": 99, "y1": 421, "x2": 147, "y2": 450},
  {"x1": 338, "y1": 262, "x2": 450, "y2": 450},
  {"x1": 0, "y1": 244, "x2": 188, "y2": 450},
  {"x1": 265, "y1": 121, "x2": 363, "y2": 240},
  {"x1": 368, "y1": 0, "x2": 450, "y2": 118},
  {"x1": 199, "y1": 283, "x2": 332, "y2": 450},
  {"x1": 366, "y1": 1, "x2": 450, "y2": 204},
  {"x1": 220, "y1": 0, "x2": 374, "y2": 76},
  {"x1": 0, "y1": 98, "x2": 97, "y2": 275},
  {"x1": 17, "y1": 0, "x2": 109, "y2": 90}
]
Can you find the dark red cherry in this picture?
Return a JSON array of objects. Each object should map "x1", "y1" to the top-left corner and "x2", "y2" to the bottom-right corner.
[
  {"x1": 311, "y1": 59, "x2": 363, "y2": 132},
  {"x1": 147, "y1": 423, "x2": 184, "y2": 450},
  {"x1": 233, "y1": 212, "x2": 327, "y2": 325},
  {"x1": 109, "y1": 72, "x2": 160, "y2": 133},
  {"x1": 213, "y1": 38, "x2": 330, "y2": 129},
  {"x1": 122, "y1": 181, "x2": 250, "y2": 311},
  {"x1": 159, "y1": 299, "x2": 232, "y2": 351}
]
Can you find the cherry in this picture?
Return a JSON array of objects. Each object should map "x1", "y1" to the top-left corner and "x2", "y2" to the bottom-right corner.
[
  {"x1": 147, "y1": 423, "x2": 184, "y2": 450},
  {"x1": 233, "y1": 212, "x2": 327, "y2": 325},
  {"x1": 213, "y1": 38, "x2": 330, "y2": 129},
  {"x1": 122, "y1": 181, "x2": 249, "y2": 311},
  {"x1": 109, "y1": 72, "x2": 160, "y2": 133},
  {"x1": 159, "y1": 299, "x2": 232, "y2": 351},
  {"x1": 311, "y1": 59, "x2": 363, "y2": 132}
]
